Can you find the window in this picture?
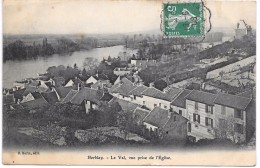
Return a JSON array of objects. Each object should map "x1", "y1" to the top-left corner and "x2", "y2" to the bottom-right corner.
[
  {"x1": 193, "y1": 114, "x2": 200, "y2": 123},
  {"x1": 159, "y1": 103, "x2": 161, "y2": 107},
  {"x1": 234, "y1": 123, "x2": 244, "y2": 134},
  {"x1": 234, "y1": 109, "x2": 243, "y2": 120},
  {"x1": 170, "y1": 107, "x2": 173, "y2": 112},
  {"x1": 122, "y1": 96, "x2": 125, "y2": 99},
  {"x1": 195, "y1": 102, "x2": 198, "y2": 110},
  {"x1": 205, "y1": 117, "x2": 213, "y2": 128},
  {"x1": 221, "y1": 106, "x2": 226, "y2": 115},
  {"x1": 143, "y1": 101, "x2": 145, "y2": 105},
  {"x1": 154, "y1": 104, "x2": 157, "y2": 107},
  {"x1": 164, "y1": 105, "x2": 167, "y2": 109},
  {"x1": 134, "y1": 95, "x2": 136, "y2": 100},
  {"x1": 179, "y1": 110, "x2": 182, "y2": 115},
  {"x1": 131, "y1": 97, "x2": 133, "y2": 101},
  {"x1": 206, "y1": 105, "x2": 213, "y2": 114}
]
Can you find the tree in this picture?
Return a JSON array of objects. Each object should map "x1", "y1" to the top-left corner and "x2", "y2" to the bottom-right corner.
[
  {"x1": 215, "y1": 116, "x2": 236, "y2": 143},
  {"x1": 154, "y1": 80, "x2": 168, "y2": 91}
]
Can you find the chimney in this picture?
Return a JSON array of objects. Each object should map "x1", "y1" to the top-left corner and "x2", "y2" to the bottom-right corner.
[
  {"x1": 149, "y1": 82, "x2": 154, "y2": 88},
  {"x1": 77, "y1": 83, "x2": 80, "y2": 91}
]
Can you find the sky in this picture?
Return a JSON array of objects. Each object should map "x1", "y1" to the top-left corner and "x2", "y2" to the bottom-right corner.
[{"x1": 3, "y1": 0, "x2": 256, "y2": 34}]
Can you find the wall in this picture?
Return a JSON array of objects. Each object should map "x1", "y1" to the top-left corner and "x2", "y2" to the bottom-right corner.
[
  {"x1": 141, "y1": 95, "x2": 170, "y2": 110},
  {"x1": 186, "y1": 99, "x2": 216, "y2": 141},
  {"x1": 143, "y1": 122, "x2": 158, "y2": 131},
  {"x1": 171, "y1": 105, "x2": 187, "y2": 119},
  {"x1": 21, "y1": 93, "x2": 35, "y2": 103}
]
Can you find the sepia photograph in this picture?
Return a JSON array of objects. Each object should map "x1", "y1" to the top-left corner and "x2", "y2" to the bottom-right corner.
[{"x1": 2, "y1": 0, "x2": 256, "y2": 166}]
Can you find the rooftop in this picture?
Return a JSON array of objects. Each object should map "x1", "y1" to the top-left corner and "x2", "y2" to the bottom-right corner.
[
  {"x1": 171, "y1": 89, "x2": 192, "y2": 108},
  {"x1": 143, "y1": 107, "x2": 169, "y2": 128},
  {"x1": 70, "y1": 87, "x2": 103, "y2": 105},
  {"x1": 214, "y1": 93, "x2": 251, "y2": 110},
  {"x1": 41, "y1": 91, "x2": 59, "y2": 105},
  {"x1": 185, "y1": 90, "x2": 217, "y2": 105}
]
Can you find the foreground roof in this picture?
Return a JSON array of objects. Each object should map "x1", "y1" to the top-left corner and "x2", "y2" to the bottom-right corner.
[{"x1": 143, "y1": 107, "x2": 169, "y2": 128}]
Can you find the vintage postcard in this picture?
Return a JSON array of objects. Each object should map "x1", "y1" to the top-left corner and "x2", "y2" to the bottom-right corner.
[{"x1": 2, "y1": 0, "x2": 256, "y2": 166}]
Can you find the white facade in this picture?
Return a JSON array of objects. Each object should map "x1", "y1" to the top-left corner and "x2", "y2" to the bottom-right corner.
[
  {"x1": 86, "y1": 76, "x2": 98, "y2": 84},
  {"x1": 171, "y1": 105, "x2": 187, "y2": 119},
  {"x1": 65, "y1": 80, "x2": 74, "y2": 87},
  {"x1": 186, "y1": 99, "x2": 215, "y2": 141}
]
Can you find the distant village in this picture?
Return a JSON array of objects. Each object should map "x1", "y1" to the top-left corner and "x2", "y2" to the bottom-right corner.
[{"x1": 3, "y1": 20, "x2": 256, "y2": 147}]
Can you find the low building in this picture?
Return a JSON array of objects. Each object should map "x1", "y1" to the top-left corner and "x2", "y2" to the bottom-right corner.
[
  {"x1": 113, "y1": 67, "x2": 133, "y2": 76},
  {"x1": 143, "y1": 107, "x2": 187, "y2": 142},
  {"x1": 86, "y1": 76, "x2": 98, "y2": 85},
  {"x1": 130, "y1": 59, "x2": 157, "y2": 69}
]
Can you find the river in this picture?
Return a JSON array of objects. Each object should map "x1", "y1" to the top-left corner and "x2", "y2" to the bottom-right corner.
[{"x1": 3, "y1": 45, "x2": 136, "y2": 88}]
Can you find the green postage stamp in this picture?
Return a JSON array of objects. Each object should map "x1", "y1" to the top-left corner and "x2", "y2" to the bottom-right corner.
[{"x1": 162, "y1": 2, "x2": 204, "y2": 37}]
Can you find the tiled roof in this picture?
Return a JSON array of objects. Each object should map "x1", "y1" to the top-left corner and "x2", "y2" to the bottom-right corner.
[
  {"x1": 143, "y1": 107, "x2": 169, "y2": 128},
  {"x1": 21, "y1": 98, "x2": 49, "y2": 109},
  {"x1": 236, "y1": 90, "x2": 253, "y2": 99},
  {"x1": 110, "y1": 77, "x2": 137, "y2": 96},
  {"x1": 41, "y1": 91, "x2": 59, "y2": 105},
  {"x1": 214, "y1": 93, "x2": 251, "y2": 110},
  {"x1": 22, "y1": 86, "x2": 48, "y2": 96},
  {"x1": 100, "y1": 92, "x2": 113, "y2": 102},
  {"x1": 109, "y1": 97, "x2": 140, "y2": 114},
  {"x1": 128, "y1": 85, "x2": 148, "y2": 96},
  {"x1": 142, "y1": 87, "x2": 170, "y2": 101},
  {"x1": 171, "y1": 89, "x2": 192, "y2": 108},
  {"x1": 185, "y1": 90, "x2": 217, "y2": 105},
  {"x1": 165, "y1": 87, "x2": 183, "y2": 101},
  {"x1": 91, "y1": 80, "x2": 112, "y2": 90},
  {"x1": 163, "y1": 113, "x2": 188, "y2": 128},
  {"x1": 133, "y1": 107, "x2": 150, "y2": 121},
  {"x1": 70, "y1": 87, "x2": 103, "y2": 105},
  {"x1": 10, "y1": 104, "x2": 24, "y2": 110},
  {"x1": 55, "y1": 87, "x2": 72, "y2": 99},
  {"x1": 62, "y1": 90, "x2": 79, "y2": 103},
  {"x1": 31, "y1": 92, "x2": 43, "y2": 99}
]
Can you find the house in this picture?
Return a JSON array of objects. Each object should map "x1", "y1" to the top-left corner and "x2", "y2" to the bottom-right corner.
[
  {"x1": 132, "y1": 107, "x2": 150, "y2": 126},
  {"x1": 108, "y1": 97, "x2": 140, "y2": 114},
  {"x1": 53, "y1": 86, "x2": 72, "y2": 101},
  {"x1": 128, "y1": 84, "x2": 148, "y2": 105},
  {"x1": 214, "y1": 93, "x2": 252, "y2": 143},
  {"x1": 86, "y1": 76, "x2": 98, "y2": 85},
  {"x1": 21, "y1": 92, "x2": 42, "y2": 103},
  {"x1": 22, "y1": 86, "x2": 49, "y2": 97},
  {"x1": 62, "y1": 87, "x2": 103, "y2": 114},
  {"x1": 113, "y1": 67, "x2": 133, "y2": 76},
  {"x1": 143, "y1": 107, "x2": 187, "y2": 142},
  {"x1": 140, "y1": 87, "x2": 182, "y2": 110},
  {"x1": 21, "y1": 97, "x2": 49, "y2": 113},
  {"x1": 109, "y1": 77, "x2": 137, "y2": 101},
  {"x1": 143, "y1": 107, "x2": 170, "y2": 132},
  {"x1": 170, "y1": 89, "x2": 192, "y2": 119},
  {"x1": 91, "y1": 80, "x2": 112, "y2": 90},
  {"x1": 185, "y1": 90, "x2": 218, "y2": 141},
  {"x1": 41, "y1": 91, "x2": 59, "y2": 105},
  {"x1": 130, "y1": 59, "x2": 157, "y2": 69},
  {"x1": 161, "y1": 112, "x2": 188, "y2": 142},
  {"x1": 64, "y1": 77, "x2": 84, "y2": 89}
]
